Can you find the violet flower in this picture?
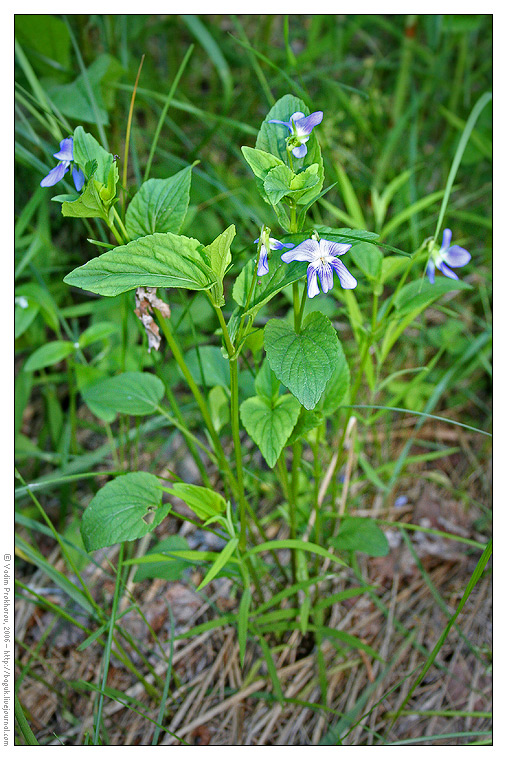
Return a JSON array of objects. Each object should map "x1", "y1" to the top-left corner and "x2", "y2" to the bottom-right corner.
[
  {"x1": 40, "y1": 137, "x2": 85, "y2": 191},
  {"x1": 254, "y1": 234, "x2": 294, "y2": 277},
  {"x1": 426, "y1": 229, "x2": 471, "y2": 283},
  {"x1": 268, "y1": 111, "x2": 323, "y2": 158},
  {"x1": 281, "y1": 237, "x2": 357, "y2": 297}
]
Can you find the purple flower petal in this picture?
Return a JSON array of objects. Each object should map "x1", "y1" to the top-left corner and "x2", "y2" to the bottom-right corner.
[
  {"x1": 444, "y1": 245, "x2": 471, "y2": 268},
  {"x1": 290, "y1": 111, "x2": 306, "y2": 123},
  {"x1": 441, "y1": 228, "x2": 452, "y2": 252},
  {"x1": 326, "y1": 241, "x2": 352, "y2": 258},
  {"x1": 281, "y1": 239, "x2": 319, "y2": 263},
  {"x1": 53, "y1": 137, "x2": 74, "y2": 162},
  {"x1": 72, "y1": 166, "x2": 85, "y2": 192},
  {"x1": 269, "y1": 238, "x2": 288, "y2": 251},
  {"x1": 40, "y1": 161, "x2": 69, "y2": 187},
  {"x1": 268, "y1": 119, "x2": 292, "y2": 130},
  {"x1": 257, "y1": 246, "x2": 269, "y2": 276},
  {"x1": 426, "y1": 259, "x2": 436, "y2": 284},
  {"x1": 292, "y1": 144, "x2": 307, "y2": 159},
  {"x1": 330, "y1": 258, "x2": 357, "y2": 289},
  {"x1": 437, "y1": 261, "x2": 459, "y2": 280},
  {"x1": 294, "y1": 111, "x2": 323, "y2": 136},
  {"x1": 307, "y1": 263, "x2": 320, "y2": 298},
  {"x1": 318, "y1": 262, "x2": 334, "y2": 293}
]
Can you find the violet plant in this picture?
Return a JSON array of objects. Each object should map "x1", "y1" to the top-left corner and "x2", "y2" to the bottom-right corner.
[{"x1": 34, "y1": 93, "x2": 478, "y2": 685}]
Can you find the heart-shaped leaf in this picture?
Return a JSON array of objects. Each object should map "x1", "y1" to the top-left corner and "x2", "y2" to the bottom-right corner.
[
  {"x1": 240, "y1": 394, "x2": 301, "y2": 467},
  {"x1": 264, "y1": 312, "x2": 341, "y2": 410}
]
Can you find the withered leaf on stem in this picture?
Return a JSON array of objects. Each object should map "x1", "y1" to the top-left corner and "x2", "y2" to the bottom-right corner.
[{"x1": 134, "y1": 287, "x2": 170, "y2": 352}]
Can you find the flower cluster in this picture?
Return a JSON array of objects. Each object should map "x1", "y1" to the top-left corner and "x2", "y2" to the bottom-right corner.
[
  {"x1": 426, "y1": 229, "x2": 471, "y2": 283},
  {"x1": 40, "y1": 137, "x2": 85, "y2": 192}
]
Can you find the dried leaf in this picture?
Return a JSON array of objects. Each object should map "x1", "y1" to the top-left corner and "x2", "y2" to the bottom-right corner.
[{"x1": 134, "y1": 287, "x2": 170, "y2": 352}]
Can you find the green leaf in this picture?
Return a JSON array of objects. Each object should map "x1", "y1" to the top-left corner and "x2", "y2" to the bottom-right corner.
[
  {"x1": 162, "y1": 483, "x2": 227, "y2": 522},
  {"x1": 246, "y1": 539, "x2": 347, "y2": 568},
  {"x1": 61, "y1": 178, "x2": 106, "y2": 220},
  {"x1": 256, "y1": 94, "x2": 323, "y2": 180},
  {"x1": 254, "y1": 359, "x2": 280, "y2": 401},
  {"x1": 208, "y1": 385, "x2": 230, "y2": 432},
  {"x1": 74, "y1": 364, "x2": 115, "y2": 423},
  {"x1": 394, "y1": 277, "x2": 472, "y2": 316},
  {"x1": 125, "y1": 166, "x2": 193, "y2": 239},
  {"x1": 286, "y1": 407, "x2": 323, "y2": 446},
  {"x1": 235, "y1": 249, "x2": 307, "y2": 318},
  {"x1": 381, "y1": 255, "x2": 408, "y2": 284},
  {"x1": 16, "y1": 15, "x2": 71, "y2": 75},
  {"x1": 196, "y1": 538, "x2": 239, "y2": 591},
  {"x1": 349, "y1": 242, "x2": 383, "y2": 280},
  {"x1": 204, "y1": 224, "x2": 236, "y2": 307},
  {"x1": 48, "y1": 54, "x2": 123, "y2": 126},
  {"x1": 264, "y1": 312, "x2": 341, "y2": 410},
  {"x1": 319, "y1": 347, "x2": 350, "y2": 417},
  {"x1": 81, "y1": 471, "x2": 168, "y2": 551},
  {"x1": 81, "y1": 371, "x2": 165, "y2": 416},
  {"x1": 241, "y1": 146, "x2": 285, "y2": 181},
  {"x1": 312, "y1": 225, "x2": 380, "y2": 245},
  {"x1": 330, "y1": 517, "x2": 390, "y2": 557},
  {"x1": 238, "y1": 587, "x2": 252, "y2": 667},
  {"x1": 24, "y1": 341, "x2": 75, "y2": 372},
  {"x1": 263, "y1": 164, "x2": 294, "y2": 205},
  {"x1": 78, "y1": 321, "x2": 118, "y2": 348},
  {"x1": 133, "y1": 536, "x2": 189, "y2": 582},
  {"x1": 15, "y1": 296, "x2": 39, "y2": 339},
  {"x1": 289, "y1": 163, "x2": 320, "y2": 204},
  {"x1": 240, "y1": 394, "x2": 301, "y2": 468},
  {"x1": 73, "y1": 126, "x2": 113, "y2": 185},
  {"x1": 184, "y1": 345, "x2": 230, "y2": 388},
  {"x1": 64, "y1": 232, "x2": 216, "y2": 297},
  {"x1": 15, "y1": 283, "x2": 59, "y2": 331}
]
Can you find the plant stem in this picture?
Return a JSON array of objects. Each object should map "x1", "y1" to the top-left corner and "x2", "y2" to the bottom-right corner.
[
  {"x1": 213, "y1": 305, "x2": 250, "y2": 553},
  {"x1": 277, "y1": 453, "x2": 297, "y2": 585},
  {"x1": 155, "y1": 310, "x2": 236, "y2": 492},
  {"x1": 94, "y1": 544, "x2": 124, "y2": 744}
]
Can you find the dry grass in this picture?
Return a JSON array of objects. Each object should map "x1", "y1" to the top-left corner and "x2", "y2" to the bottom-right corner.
[{"x1": 15, "y1": 433, "x2": 491, "y2": 745}]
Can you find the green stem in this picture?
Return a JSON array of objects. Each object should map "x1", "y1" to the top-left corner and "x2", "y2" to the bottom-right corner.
[
  {"x1": 94, "y1": 544, "x2": 124, "y2": 744},
  {"x1": 111, "y1": 206, "x2": 129, "y2": 243},
  {"x1": 229, "y1": 358, "x2": 248, "y2": 552},
  {"x1": 294, "y1": 283, "x2": 307, "y2": 333},
  {"x1": 162, "y1": 388, "x2": 212, "y2": 486},
  {"x1": 156, "y1": 310, "x2": 237, "y2": 492},
  {"x1": 277, "y1": 454, "x2": 297, "y2": 585}
]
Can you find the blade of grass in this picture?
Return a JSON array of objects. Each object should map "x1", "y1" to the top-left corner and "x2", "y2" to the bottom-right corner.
[
  {"x1": 433, "y1": 91, "x2": 492, "y2": 242},
  {"x1": 144, "y1": 45, "x2": 194, "y2": 182}
]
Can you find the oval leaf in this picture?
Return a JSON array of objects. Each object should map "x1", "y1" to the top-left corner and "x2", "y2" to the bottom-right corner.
[
  {"x1": 24, "y1": 341, "x2": 75, "y2": 372},
  {"x1": 331, "y1": 517, "x2": 390, "y2": 557},
  {"x1": 81, "y1": 371, "x2": 165, "y2": 416},
  {"x1": 64, "y1": 232, "x2": 216, "y2": 296},
  {"x1": 81, "y1": 471, "x2": 168, "y2": 551}
]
